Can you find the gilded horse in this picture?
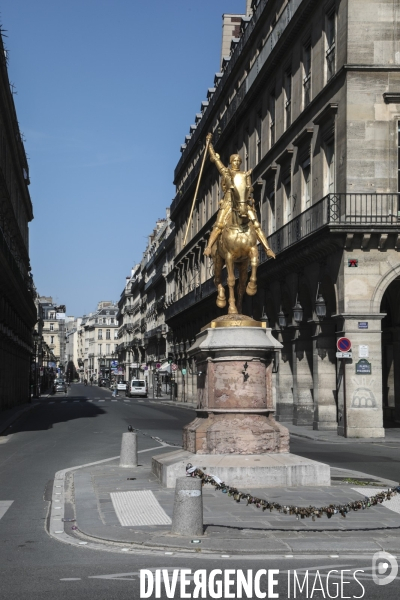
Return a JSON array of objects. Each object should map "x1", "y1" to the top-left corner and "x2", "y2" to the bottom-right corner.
[{"x1": 211, "y1": 171, "x2": 259, "y2": 315}]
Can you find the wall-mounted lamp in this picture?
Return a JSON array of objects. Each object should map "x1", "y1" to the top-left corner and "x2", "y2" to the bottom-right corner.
[
  {"x1": 278, "y1": 310, "x2": 287, "y2": 329},
  {"x1": 293, "y1": 294, "x2": 304, "y2": 324},
  {"x1": 315, "y1": 283, "x2": 327, "y2": 320},
  {"x1": 260, "y1": 307, "x2": 269, "y2": 328}
]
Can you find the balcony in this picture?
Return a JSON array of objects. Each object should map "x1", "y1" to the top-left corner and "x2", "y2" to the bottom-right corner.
[
  {"x1": 267, "y1": 193, "x2": 400, "y2": 257},
  {"x1": 166, "y1": 193, "x2": 400, "y2": 321}
]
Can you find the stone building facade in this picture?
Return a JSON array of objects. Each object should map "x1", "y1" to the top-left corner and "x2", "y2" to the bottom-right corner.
[
  {"x1": 0, "y1": 30, "x2": 36, "y2": 410},
  {"x1": 116, "y1": 212, "x2": 174, "y2": 393},
  {"x1": 78, "y1": 301, "x2": 118, "y2": 381},
  {"x1": 165, "y1": 0, "x2": 400, "y2": 436}
]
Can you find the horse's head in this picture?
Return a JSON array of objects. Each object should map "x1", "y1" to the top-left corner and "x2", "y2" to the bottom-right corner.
[{"x1": 231, "y1": 172, "x2": 250, "y2": 221}]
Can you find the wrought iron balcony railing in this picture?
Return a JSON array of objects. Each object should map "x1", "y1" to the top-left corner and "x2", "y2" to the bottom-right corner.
[{"x1": 166, "y1": 193, "x2": 400, "y2": 321}]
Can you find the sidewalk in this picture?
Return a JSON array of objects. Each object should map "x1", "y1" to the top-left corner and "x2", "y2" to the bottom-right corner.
[{"x1": 53, "y1": 453, "x2": 400, "y2": 556}]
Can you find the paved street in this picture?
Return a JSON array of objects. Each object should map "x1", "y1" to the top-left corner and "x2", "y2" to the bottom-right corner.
[{"x1": 1, "y1": 382, "x2": 400, "y2": 599}]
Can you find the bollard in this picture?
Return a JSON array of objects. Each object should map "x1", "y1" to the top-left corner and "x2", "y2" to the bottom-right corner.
[
  {"x1": 171, "y1": 476, "x2": 203, "y2": 536},
  {"x1": 119, "y1": 431, "x2": 138, "y2": 467}
]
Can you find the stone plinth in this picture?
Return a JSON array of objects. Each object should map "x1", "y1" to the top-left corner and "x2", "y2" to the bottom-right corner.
[
  {"x1": 182, "y1": 319, "x2": 289, "y2": 454},
  {"x1": 152, "y1": 450, "x2": 331, "y2": 488},
  {"x1": 152, "y1": 317, "x2": 330, "y2": 489}
]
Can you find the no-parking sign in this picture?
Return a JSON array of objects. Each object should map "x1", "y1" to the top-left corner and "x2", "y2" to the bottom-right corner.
[{"x1": 337, "y1": 337, "x2": 352, "y2": 352}]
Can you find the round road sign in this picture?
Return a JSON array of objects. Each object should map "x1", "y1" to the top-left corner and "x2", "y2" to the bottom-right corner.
[
  {"x1": 337, "y1": 337, "x2": 352, "y2": 352},
  {"x1": 171, "y1": 363, "x2": 178, "y2": 371}
]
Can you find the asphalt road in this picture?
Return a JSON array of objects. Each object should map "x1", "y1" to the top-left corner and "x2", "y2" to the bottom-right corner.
[{"x1": 0, "y1": 382, "x2": 399, "y2": 599}]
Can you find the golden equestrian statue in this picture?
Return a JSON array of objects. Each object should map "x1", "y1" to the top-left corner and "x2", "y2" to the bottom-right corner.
[{"x1": 203, "y1": 133, "x2": 275, "y2": 314}]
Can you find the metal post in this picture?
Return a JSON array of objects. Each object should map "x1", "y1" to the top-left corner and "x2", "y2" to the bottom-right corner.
[{"x1": 343, "y1": 357, "x2": 348, "y2": 438}]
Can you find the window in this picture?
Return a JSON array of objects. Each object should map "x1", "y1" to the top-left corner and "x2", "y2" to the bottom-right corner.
[
  {"x1": 324, "y1": 139, "x2": 335, "y2": 194},
  {"x1": 303, "y1": 44, "x2": 311, "y2": 107},
  {"x1": 283, "y1": 174, "x2": 292, "y2": 222},
  {"x1": 106, "y1": 344, "x2": 110, "y2": 355},
  {"x1": 50, "y1": 323, "x2": 54, "y2": 331},
  {"x1": 255, "y1": 112, "x2": 262, "y2": 163},
  {"x1": 49, "y1": 312, "x2": 54, "y2": 319},
  {"x1": 103, "y1": 318, "x2": 107, "y2": 324},
  {"x1": 114, "y1": 331, "x2": 119, "y2": 339},
  {"x1": 98, "y1": 329, "x2": 103, "y2": 340},
  {"x1": 269, "y1": 93, "x2": 276, "y2": 146},
  {"x1": 50, "y1": 336, "x2": 54, "y2": 344},
  {"x1": 106, "y1": 329, "x2": 111, "y2": 340},
  {"x1": 267, "y1": 189, "x2": 276, "y2": 234},
  {"x1": 284, "y1": 70, "x2": 292, "y2": 129},
  {"x1": 326, "y1": 12, "x2": 336, "y2": 81},
  {"x1": 111, "y1": 318, "x2": 114, "y2": 324},
  {"x1": 98, "y1": 344, "x2": 102, "y2": 355},
  {"x1": 302, "y1": 158, "x2": 311, "y2": 210},
  {"x1": 244, "y1": 130, "x2": 249, "y2": 170}
]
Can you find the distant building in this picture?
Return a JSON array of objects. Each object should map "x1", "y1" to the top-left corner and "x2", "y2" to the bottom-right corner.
[
  {"x1": 38, "y1": 297, "x2": 67, "y2": 370},
  {"x1": 78, "y1": 301, "x2": 118, "y2": 381},
  {"x1": 0, "y1": 30, "x2": 36, "y2": 410}
]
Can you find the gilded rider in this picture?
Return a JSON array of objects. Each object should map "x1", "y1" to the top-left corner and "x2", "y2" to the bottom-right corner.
[{"x1": 203, "y1": 133, "x2": 276, "y2": 259}]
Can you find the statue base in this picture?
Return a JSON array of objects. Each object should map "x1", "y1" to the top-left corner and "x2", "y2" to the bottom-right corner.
[
  {"x1": 152, "y1": 450, "x2": 330, "y2": 488},
  {"x1": 152, "y1": 319, "x2": 330, "y2": 488}
]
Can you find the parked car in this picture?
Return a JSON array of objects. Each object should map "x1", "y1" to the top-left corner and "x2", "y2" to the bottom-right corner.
[
  {"x1": 125, "y1": 379, "x2": 147, "y2": 398},
  {"x1": 98, "y1": 378, "x2": 110, "y2": 387},
  {"x1": 55, "y1": 379, "x2": 67, "y2": 393},
  {"x1": 117, "y1": 380, "x2": 128, "y2": 391}
]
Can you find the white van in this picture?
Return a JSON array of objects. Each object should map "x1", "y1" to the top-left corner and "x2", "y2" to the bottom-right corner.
[{"x1": 126, "y1": 379, "x2": 147, "y2": 398}]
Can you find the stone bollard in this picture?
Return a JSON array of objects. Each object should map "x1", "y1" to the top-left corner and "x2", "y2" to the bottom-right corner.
[
  {"x1": 119, "y1": 432, "x2": 138, "y2": 467},
  {"x1": 171, "y1": 476, "x2": 203, "y2": 536}
]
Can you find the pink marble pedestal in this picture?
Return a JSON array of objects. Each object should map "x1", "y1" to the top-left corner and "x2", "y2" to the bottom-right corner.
[{"x1": 182, "y1": 318, "x2": 289, "y2": 454}]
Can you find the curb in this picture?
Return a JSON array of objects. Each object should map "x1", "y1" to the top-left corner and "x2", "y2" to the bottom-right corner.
[{"x1": 48, "y1": 456, "x2": 400, "y2": 557}]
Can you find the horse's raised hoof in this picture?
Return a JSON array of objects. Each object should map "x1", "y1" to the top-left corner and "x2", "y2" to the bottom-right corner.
[
  {"x1": 216, "y1": 287, "x2": 226, "y2": 308},
  {"x1": 228, "y1": 305, "x2": 238, "y2": 314},
  {"x1": 246, "y1": 282, "x2": 257, "y2": 296},
  {"x1": 216, "y1": 297, "x2": 226, "y2": 308}
]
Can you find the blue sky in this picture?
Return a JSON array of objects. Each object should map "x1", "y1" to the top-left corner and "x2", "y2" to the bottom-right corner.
[{"x1": 1, "y1": 0, "x2": 245, "y2": 316}]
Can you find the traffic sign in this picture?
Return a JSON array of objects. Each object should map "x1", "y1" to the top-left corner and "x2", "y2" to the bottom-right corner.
[
  {"x1": 336, "y1": 351, "x2": 352, "y2": 359},
  {"x1": 337, "y1": 337, "x2": 351, "y2": 352},
  {"x1": 181, "y1": 369, "x2": 187, "y2": 376},
  {"x1": 171, "y1": 363, "x2": 178, "y2": 371}
]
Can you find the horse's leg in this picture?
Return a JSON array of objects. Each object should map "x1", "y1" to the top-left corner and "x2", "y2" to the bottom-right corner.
[
  {"x1": 214, "y1": 250, "x2": 226, "y2": 308},
  {"x1": 246, "y1": 246, "x2": 258, "y2": 296},
  {"x1": 236, "y1": 261, "x2": 248, "y2": 314},
  {"x1": 225, "y1": 253, "x2": 238, "y2": 314}
]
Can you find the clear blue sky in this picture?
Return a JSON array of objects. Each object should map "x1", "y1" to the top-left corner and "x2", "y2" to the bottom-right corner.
[{"x1": 1, "y1": 0, "x2": 245, "y2": 316}]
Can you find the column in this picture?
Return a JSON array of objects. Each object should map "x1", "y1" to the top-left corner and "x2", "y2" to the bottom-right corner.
[
  {"x1": 293, "y1": 324, "x2": 314, "y2": 425},
  {"x1": 275, "y1": 329, "x2": 294, "y2": 421},
  {"x1": 338, "y1": 315, "x2": 384, "y2": 438},
  {"x1": 312, "y1": 320, "x2": 337, "y2": 430}
]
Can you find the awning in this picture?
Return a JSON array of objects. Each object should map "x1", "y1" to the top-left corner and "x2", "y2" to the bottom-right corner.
[{"x1": 158, "y1": 361, "x2": 171, "y2": 373}]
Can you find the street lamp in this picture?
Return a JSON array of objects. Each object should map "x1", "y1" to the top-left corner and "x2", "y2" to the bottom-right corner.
[
  {"x1": 260, "y1": 307, "x2": 269, "y2": 328},
  {"x1": 315, "y1": 283, "x2": 327, "y2": 320},
  {"x1": 293, "y1": 295, "x2": 304, "y2": 324},
  {"x1": 278, "y1": 310, "x2": 287, "y2": 329}
]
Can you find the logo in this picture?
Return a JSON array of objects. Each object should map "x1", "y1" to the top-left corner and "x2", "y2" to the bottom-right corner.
[{"x1": 372, "y1": 551, "x2": 398, "y2": 586}]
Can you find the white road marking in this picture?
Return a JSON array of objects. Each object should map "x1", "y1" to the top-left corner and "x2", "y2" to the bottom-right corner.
[
  {"x1": 0, "y1": 501, "x2": 13, "y2": 520},
  {"x1": 98, "y1": 400, "x2": 105, "y2": 402},
  {"x1": 110, "y1": 490, "x2": 172, "y2": 526},
  {"x1": 353, "y1": 487, "x2": 400, "y2": 514},
  {"x1": 124, "y1": 399, "x2": 130, "y2": 403},
  {"x1": 60, "y1": 578, "x2": 81, "y2": 581},
  {"x1": 111, "y1": 399, "x2": 118, "y2": 402}
]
